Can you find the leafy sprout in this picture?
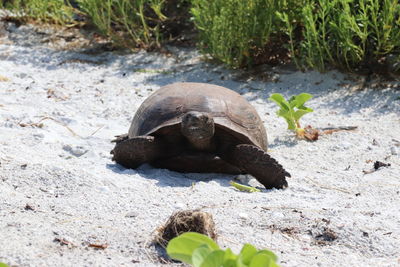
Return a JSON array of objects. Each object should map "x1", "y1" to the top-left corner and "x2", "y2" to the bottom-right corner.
[
  {"x1": 166, "y1": 232, "x2": 279, "y2": 267},
  {"x1": 269, "y1": 93, "x2": 313, "y2": 138}
]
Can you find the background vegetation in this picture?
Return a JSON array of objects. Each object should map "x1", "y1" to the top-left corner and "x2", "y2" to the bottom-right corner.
[
  {"x1": 0, "y1": 0, "x2": 76, "y2": 24},
  {"x1": 76, "y1": 0, "x2": 166, "y2": 48},
  {"x1": 1, "y1": 0, "x2": 399, "y2": 75}
]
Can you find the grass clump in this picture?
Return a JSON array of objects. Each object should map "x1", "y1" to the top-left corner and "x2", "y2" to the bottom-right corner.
[
  {"x1": 191, "y1": 0, "x2": 277, "y2": 68},
  {"x1": 1, "y1": 0, "x2": 76, "y2": 25},
  {"x1": 2, "y1": 0, "x2": 400, "y2": 75},
  {"x1": 1, "y1": 0, "x2": 191, "y2": 50},
  {"x1": 191, "y1": 0, "x2": 400, "y2": 74},
  {"x1": 76, "y1": 0, "x2": 192, "y2": 49},
  {"x1": 76, "y1": 0, "x2": 166, "y2": 49},
  {"x1": 281, "y1": 0, "x2": 400, "y2": 73}
]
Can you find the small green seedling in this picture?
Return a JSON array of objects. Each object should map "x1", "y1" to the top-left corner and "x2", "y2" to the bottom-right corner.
[
  {"x1": 167, "y1": 232, "x2": 279, "y2": 267},
  {"x1": 269, "y1": 93, "x2": 313, "y2": 138},
  {"x1": 230, "y1": 181, "x2": 260, "y2": 193}
]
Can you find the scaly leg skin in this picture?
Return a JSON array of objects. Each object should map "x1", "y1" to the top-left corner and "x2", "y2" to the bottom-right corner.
[
  {"x1": 227, "y1": 144, "x2": 291, "y2": 189},
  {"x1": 110, "y1": 136, "x2": 160, "y2": 169}
]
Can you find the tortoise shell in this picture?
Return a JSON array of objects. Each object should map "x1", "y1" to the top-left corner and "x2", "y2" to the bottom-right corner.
[{"x1": 128, "y1": 82, "x2": 268, "y2": 150}]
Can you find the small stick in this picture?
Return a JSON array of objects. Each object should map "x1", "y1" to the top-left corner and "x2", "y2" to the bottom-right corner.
[
  {"x1": 88, "y1": 243, "x2": 108, "y2": 249},
  {"x1": 89, "y1": 125, "x2": 105, "y2": 136},
  {"x1": 319, "y1": 126, "x2": 358, "y2": 135},
  {"x1": 305, "y1": 177, "x2": 352, "y2": 194},
  {"x1": 19, "y1": 116, "x2": 80, "y2": 137}
]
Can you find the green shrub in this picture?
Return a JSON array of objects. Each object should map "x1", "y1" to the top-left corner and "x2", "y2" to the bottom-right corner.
[
  {"x1": 2, "y1": 0, "x2": 400, "y2": 74},
  {"x1": 191, "y1": 0, "x2": 400, "y2": 73},
  {"x1": 76, "y1": 0, "x2": 166, "y2": 49},
  {"x1": 167, "y1": 232, "x2": 280, "y2": 267},
  {"x1": 2, "y1": 0, "x2": 185, "y2": 49},
  {"x1": 191, "y1": 0, "x2": 277, "y2": 68},
  {"x1": 285, "y1": 0, "x2": 400, "y2": 72},
  {"x1": 1, "y1": 0, "x2": 76, "y2": 24}
]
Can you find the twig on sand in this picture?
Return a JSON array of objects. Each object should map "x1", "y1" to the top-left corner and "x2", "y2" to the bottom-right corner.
[
  {"x1": 392, "y1": 139, "x2": 400, "y2": 146},
  {"x1": 54, "y1": 236, "x2": 77, "y2": 248},
  {"x1": 19, "y1": 116, "x2": 79, "y2": 137},
  {"x1": 57, "y1": 216, "x2": 86, "y2": 224},
  {"x1": 19, "y1": 116, "x2": 106, "y2": 138},
  {"x1": 298, "y1": 125, "x2": 358, "y2": 141},
  {"x1": 363, "y1": 160, "x2": 391, "y2": 174},
  {"x1": 305, "y1": 177, "x2": 352, "y2": 194},
  {"x1": 89, "y1": 125, "x2": 105, "y2": 136},
  {"x1": 88, "y1": 243, "x2": 108, "y2": 249},
  {"x1": 0, "y1": 74, "x2": 10, "y2": 81},
  {"x1": 143, "y1": 228, "x2": 158, "y2": 264},
  {"x1": 319, "y1": 126, "x2": 358, "y2": 135}
]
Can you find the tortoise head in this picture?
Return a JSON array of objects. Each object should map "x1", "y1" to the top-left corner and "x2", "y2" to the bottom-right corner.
[{"x1": 181, "y1": 111, "x2": 215, "y2": 142}]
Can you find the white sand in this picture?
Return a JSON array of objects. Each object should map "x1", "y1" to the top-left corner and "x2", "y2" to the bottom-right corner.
[{"x1": 0, "y1": 20, "x2": 399, "y2": 267}]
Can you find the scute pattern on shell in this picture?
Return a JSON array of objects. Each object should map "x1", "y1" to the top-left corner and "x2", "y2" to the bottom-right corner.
[{"x1": 128, "y1": 82, "x2": 268, "y2": 149}]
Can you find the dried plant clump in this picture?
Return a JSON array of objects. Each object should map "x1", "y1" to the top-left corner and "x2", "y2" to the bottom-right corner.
[{"x1": 155, "y1": 209, "x2": 217, "y2": 247}]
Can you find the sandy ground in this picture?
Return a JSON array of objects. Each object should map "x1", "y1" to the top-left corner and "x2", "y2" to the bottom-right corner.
[{"x1": 0, "y1": 18, "x2": 399, "y2": 267}]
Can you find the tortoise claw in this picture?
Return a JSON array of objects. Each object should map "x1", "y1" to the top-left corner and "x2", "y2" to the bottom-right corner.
[
  {"x1": 229, "y1": 144, "x2": 290, "y2": 189},
  {"x1": 111, "y1": 134, "x2": 129, "y2": 144}
]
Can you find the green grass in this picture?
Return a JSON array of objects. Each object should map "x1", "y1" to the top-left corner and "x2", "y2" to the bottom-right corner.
[
  {"x1": 1, "y1": 0, "x2": 184, "y2": 49},
  {"x1": 191, "y1": 0, "x2": 277, "y2": 68},
  {"x1": 76, "y1": 0, "x2": 166, "y2": 49},
  {"x1": 289, "y1": 0, "x2": 400, "y2": 72},
  {"x1": 1, "y1": 0, "x2": 76, "y2": 25},
  {"x1": 1, "y1": 0, "x2": 400, "y2": 75},
  {"x1": 191, "y1": 0, "x2": 400, "y2": 73}
]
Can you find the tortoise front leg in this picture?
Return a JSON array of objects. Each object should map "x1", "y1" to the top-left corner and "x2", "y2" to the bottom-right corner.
[
  {"x1": 111, "y1": 136, "x2": 161, "y2": 169},
  {"x1": 222, "y1": 144, "x2": 290, "y2": 189}
]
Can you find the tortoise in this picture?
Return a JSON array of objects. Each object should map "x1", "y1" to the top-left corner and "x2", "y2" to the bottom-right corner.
[{"x1": 111, "y1": 82, "x2": 290, "y2": 189}]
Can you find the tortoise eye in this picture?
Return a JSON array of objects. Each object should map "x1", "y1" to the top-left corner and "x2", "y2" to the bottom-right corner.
[{"x1": 204, "y1": 116, "x2": 212, "y2": 123}]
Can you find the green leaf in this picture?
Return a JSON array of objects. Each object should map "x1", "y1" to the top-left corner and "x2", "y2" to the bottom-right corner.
[
  {"x1": 268, "y1": 93, "x2": 290, "y2": 111},
  {"x1": 257, "y1": 250, "x2": 278, "y2": 262},
  {"x1": 166, "y1": 232, "x2": 219, "y2": 264},
  {"x1": 192, "y1": 245, "x2": 213, "y2": 267},
  {"x1": 281, "y1": 114, "x2": 297, "y2": 130},
  {"x1": 198, "y1": 249, "x2": 225, "y2": 267},
  {"x1": 0, "y1": 263, "x2": 9, "y2": 267},
  {"x1": 223, "y1": 248, "x2": 238, "y2": 267},
  {"x1": 249, "y1": 252, "x2": 274, "y2": 267},
  {"x1": 288, "y1": 95, "x2": 298, "y2": 109},
  {"x1": 293, "y1": 107, "x2": 313, "y2": 122},
  {"x1": 238, "y1": 244, "x2": 258, "y2": 265},
  {"x1": 230, "y1": 181, "x2": 260, "y2": 192},
  {"x1": 290, "y1": 93, "x2": 313, "y2": 108}
]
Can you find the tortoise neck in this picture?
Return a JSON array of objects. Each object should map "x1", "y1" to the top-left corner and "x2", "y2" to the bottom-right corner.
[{"x1": 186, "y1": 136, "x2": 215, "y2": 151}]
